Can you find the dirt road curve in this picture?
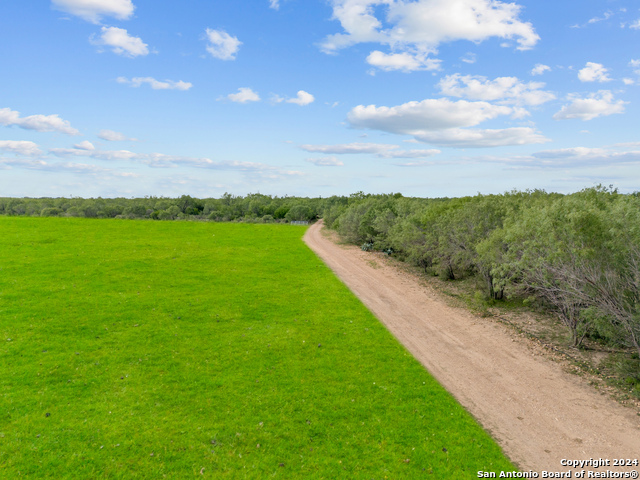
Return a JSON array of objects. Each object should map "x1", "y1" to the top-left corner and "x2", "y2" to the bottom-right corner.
[{"x1": 304, "y1": 221, "x2": 640, "y2": 472}]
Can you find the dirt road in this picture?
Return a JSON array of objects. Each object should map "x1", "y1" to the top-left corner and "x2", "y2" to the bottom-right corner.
[{"x1": 303, "y1": 221, "x2": 640, "y2": 473}]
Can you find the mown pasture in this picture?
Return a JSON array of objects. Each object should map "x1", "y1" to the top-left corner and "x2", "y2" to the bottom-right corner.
[{"x1": 0, "y1": 217, "x2": 515, "y2": 478}]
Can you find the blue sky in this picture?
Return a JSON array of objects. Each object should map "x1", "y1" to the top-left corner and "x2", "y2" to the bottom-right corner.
[{"x1": 1, "y1": 0, "x2": 639, "y2": 198}]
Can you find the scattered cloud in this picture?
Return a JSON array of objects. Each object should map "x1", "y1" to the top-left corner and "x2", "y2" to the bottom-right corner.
[
  {"x1": 0, "y1": 140, "x2": 42, "y2": 156},
  {"x1": 0, "y1": 107, "x2": 80, "y2": 135},
  {"x1": 223, "y1": 87, "x2": 261, "y2": 103},
  {"x1": 0, "y1": 156, "x2": 139, "y2": 177},
  {"x1": 306, "y1": 157, "x2": 344, "y2": 166},
  {"x1": 408, "y1": 127, "x2": 549, "y2": 148},
  {"x1": 588, "y1": 10, "x2": 613, "y2": 25},
  {"x1": 51, "y1": 0, "x2": 135, "y2": 24},
  {"x1": 460, "y1": 52, "x2": 476, "y2": 64},
  {"x1": 269, "y1": 0, "x2": 280, "y2": 10},
  {"x1": 300, "y1": 142, "x2": 440, "y2": 158},
  {"x1": 205, "y1": 28, "x2": 241, "y2": 60},
  {"x1": 321, "y1": 0, "x2": 539, "y2": 71},
  {"x1": 366, "y1": 51, "x2": 441, "y2": 72},
  {"x1": 629, "y1": 19, "x2": 640, "y2": 30},
  {"x1": 347, "y1": 98, "x2": 549, "y2": 147},
  {"x1": 553, "y1": 90, "x2": 626, "y2": 121},
  {"x1": 116, "y1": 77, "x2": 192, "y2": 90},
  {"x1": 273, "y1": 90, "x2": 315, "y2": 106},
  {"x1": 348, "y1": 98, "x2": 512, "y2": 132},
  {"x1": 73, "y1": 140, "x2": 95, "y2": 150},
  {"x1": 98, "y1": 129, "x2": 137, "y2": 141},
  {"x1": 578, "y1": 62, "x2": 612, "y2": 82},
  {"x1": 437, "y1": 74, "x2": 555, "y2": 106},
  {"x1": 531, "y1": 64, "x2": 550, "y2": 76},
  {"x1": 91, "y1": 26, "x2": 149, "y2": 57},
  {"x1": 47, "y1": 144, "x2": 303, "y2": 180},
  {"x1": 494, "y1": 145, "x2": 640, "y2": 169}
]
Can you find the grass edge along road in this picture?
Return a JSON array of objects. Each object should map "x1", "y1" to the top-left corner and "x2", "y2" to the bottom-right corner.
[{"x1": 0, "y1": 217, "x2": 515, "y2": 478}]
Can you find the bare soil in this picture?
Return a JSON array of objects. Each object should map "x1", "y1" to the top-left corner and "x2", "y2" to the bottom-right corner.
[{"x1": 304, "y1": 221, "x2": 640, "y2": 473}]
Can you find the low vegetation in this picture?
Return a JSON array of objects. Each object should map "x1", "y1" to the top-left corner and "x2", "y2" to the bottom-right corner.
[{"x1": 0, "y1": 218, "x2": 515, "y2": 478}]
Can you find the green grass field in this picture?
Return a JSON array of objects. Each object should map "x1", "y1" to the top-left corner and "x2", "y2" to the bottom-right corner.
[{"x1": 0, "y1": 217, "x2": 515, "y2": 478}]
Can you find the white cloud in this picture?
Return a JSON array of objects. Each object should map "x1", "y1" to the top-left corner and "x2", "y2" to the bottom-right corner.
[
  {"x1": 460, "y1": 52, "x2": 476, "y2": 64},
  {"x1": 0, "y1": 157, "x2": 139, "y2": 177},
  {"x1": 410, "y1": 127, "x2": 548, "y2": 147},
  {"x1": 531, "y1": 63, "x2": 550, "y2": 76},
  {"x1": 98, "y1": 129, "x2": 136, "y2": 141},
  {"x1": 91, "y1": 26, "x2": 148, "y2": 57},
  {"x1": 345, "y1": 98, "x2": 549, "y2": 147},
  {"x1": 52, "y1": 0, "x2": 135, "y2": 23},
  {"x1": 630, "y1": 19, "x2": 640, "y2": 30},
  {"x1": 306, "y1": 157, "x2": 344, "y2": 166},
  {"x1": 321, "y1": 0, "x2": 539, "y2": 71},
  {"x1": 0, "y1": 140, "x2": 42, "y2": 156},
  {"x1": 205, "y1": 28, "x2": 241, "y2": 60},
  {"x1": 578, "y1": 62, "x2": 612, "y2": 82},
  {"x1": 588, "y1": 10, "x2": 613, "y2": 25},
  {"x1": 553, "y1": 90, "x2": 626, "y2": 121},
  {"x1": 437, "y1": 74, "x2": 555, "y2": 106},
  {"x1": 223, "y1": 87, "x2": 261, "y2": 103},
  {"x1": 300, "y1": 142, "x2": 440, "y2": 158},
  {"x1": 117, "y1": 77, "x2": 192, "y2": 90},
  {"x1": 74, "y1": 140, "x2": 95, "y2": 150},
  {"x1": 269, "y1": 0, "x2": 280, "y2": 10},
  {"x1": 623, "y1": 78, "x2": 635, "y2": 86},
  {"x1": 366, "y1": 51, "x2": 441, "y2": 72},
  {"x1": 48, "y1": 145, "x2": 303, "y2": 179},
  {"x1": 348, "y1": 98, "x2": 513, "y2": 132},
  {"x1": 286, "y1": 91, "x2": 315, "y2": 106},
  {"x1": 0, "y1": 107, "x2": 80, "y2": 135}
]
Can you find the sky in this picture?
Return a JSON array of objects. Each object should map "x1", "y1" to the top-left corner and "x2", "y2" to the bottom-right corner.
[{"x1": 1, "y1": 0, "x2": 639, "y2": 198}]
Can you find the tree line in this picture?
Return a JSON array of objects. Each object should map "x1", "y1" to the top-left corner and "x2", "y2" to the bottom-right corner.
[
  {"x1": 324, "y1": 188, "x2": 640, "y2": 388},
  {"x1": 0, "y1": 193, "x2": 329, "y2": 222}
]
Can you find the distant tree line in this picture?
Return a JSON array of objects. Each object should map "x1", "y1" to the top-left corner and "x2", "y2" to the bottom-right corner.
[
  {"x1": 2, "y1": 188, "x2": 639, "y2": 385},
  {"x1": 324, "y1": 187, "x2": 640, "y2": 387},
  {"x1": 0, "y1": 193, "x2": 331, "y2": 223}
]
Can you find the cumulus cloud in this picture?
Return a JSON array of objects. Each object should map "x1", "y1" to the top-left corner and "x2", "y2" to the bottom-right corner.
[
  {"x1": 91, "y1": 26, "x2": 148, "y2": 57},
  {"x1": 578, "y1": 62, "x2": 612, "y2": 82},
  {"x1": 98, "y1": 129, "x2": 136, "y2": 141},
  {"x1": 437, "y1": 74, "x2": 555, "y2": 106},
  {"x1": 0, "y1": 140, "x2": 42, "y2": 156},
  {"x1": 348, "y1": 98, "x2": 513, "y2": 132},
  {"x1": 205, "y1": 28, "x2": 241, "y2": 60},
  {"x1": 269, "y1": 0, "x2": 280, "y2": 10},
  {"x1": 321, "y1": 0, "x2": 539, "y2": 71},
  {"x1": 629, "y1": 19, "x2": 640, "y2": 30},
  {"x1": 306, "y1": 157, "x2": 344, "y2": 166},
  {"x1": 73, "y1": 140, "x2": 95, "y2": 150},
  {"x1": 52, "y1": 0, "x2": 135, "y2": 23},
  {"x1": 275, "y1": 90, "x2": 315, "y2": 106},
  {"x1": 300, "y1": 142, "x2": 440, "y2": 158},
  {"x1": 531, "y1": 63, "x2": 550, "y2": 76},
  {"x1": 223, "y1": 87, "x2": 261, "y2": 103},
  {"x1": 346, "y1": 98, "x2": 549, "y2": 147},
  {"x1": 0, "y1": 107, "x2": 80, "y2": 135},
  {"x1": 366, "y1": 51, "x2": 441, "y2": 72},
  {"x1": 553, "y1": 90, "x2": 626, "y2": 121},
  {"x1": 117, "y1": 77, "x2": 192, "y2": 90}
]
